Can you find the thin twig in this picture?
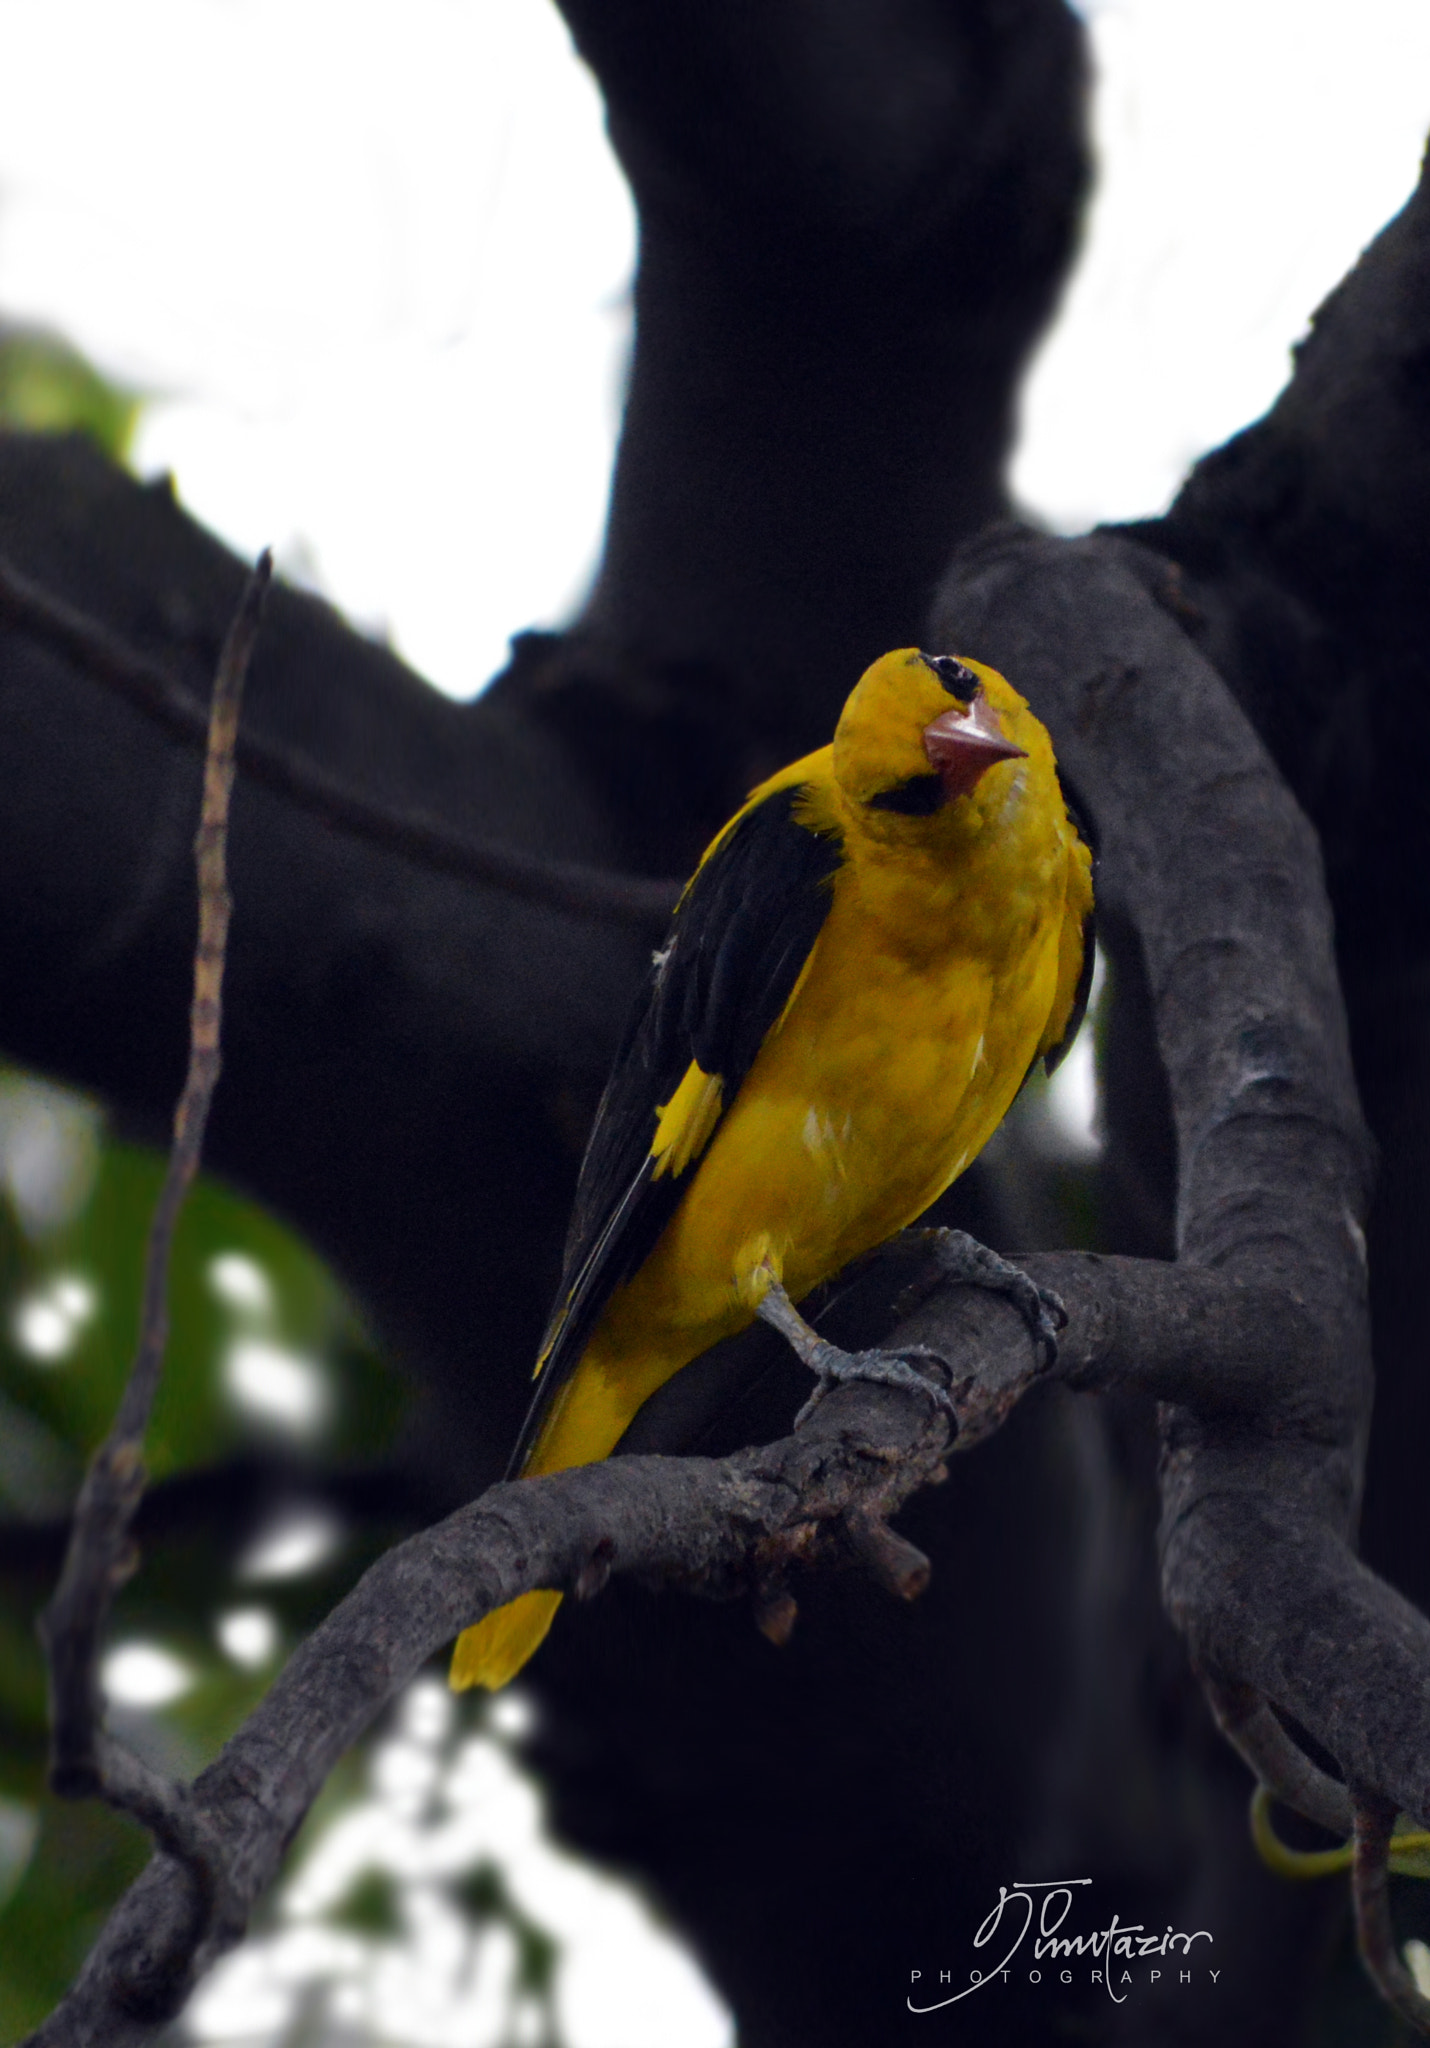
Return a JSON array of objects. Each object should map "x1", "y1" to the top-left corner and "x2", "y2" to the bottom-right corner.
[
  {"x1": 1199, "y1": 1673, "x2": 1354, "y2": 1838},
  {"x1": 116, "y1": 554, "x2": 259, "y2": 1445},
  {"x1": 0, "y1": 548, "x2": 680, "y2": 929},
  {"x1": 36, "y1": 552, "x2": 268, "y2": 1937},
  {"x1": 1352, "y1": 1793, "x2": 1430, "y2": 2036}
]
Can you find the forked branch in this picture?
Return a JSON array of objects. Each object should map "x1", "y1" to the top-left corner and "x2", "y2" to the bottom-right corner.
[{"x1": 35, "y1": 552, "x2": 269, "y2": 1995}]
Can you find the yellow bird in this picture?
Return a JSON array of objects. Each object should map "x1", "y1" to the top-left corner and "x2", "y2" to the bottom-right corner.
[{"x1": 451, "y1": 649, "x2": 1094, "y2": 1690}]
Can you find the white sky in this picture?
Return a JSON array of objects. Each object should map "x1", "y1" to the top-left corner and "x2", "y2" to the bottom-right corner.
[
  {"x1": 1, "y1": 2, "x2": 1427, "y2": 696},
  {"x1": 1014, "y1": 0, "x2": 1430, "y2": 527},
  {"x1": 0, "y1": 0, "x2": 636, "y2": 696}
]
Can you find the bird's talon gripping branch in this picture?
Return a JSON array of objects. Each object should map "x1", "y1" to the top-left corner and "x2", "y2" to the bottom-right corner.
[
  {"x1": 798, "y1": 1345, "x2": 957, "y2": 1429},
  {"x1": 755, "y1": 1278, "x2": 957, "y2": 1428},
  {"x1": 925, "y1": 1226, "x2": 1067, "y2": 1368}
]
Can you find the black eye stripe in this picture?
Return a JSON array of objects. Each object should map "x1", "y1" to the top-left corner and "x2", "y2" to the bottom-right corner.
[
  {"x1": 921, "y1": 653, "x2": 979, "y2": 702},
  {"x1": 868, "y1": 774, "x2": 946, "y2": 816}
]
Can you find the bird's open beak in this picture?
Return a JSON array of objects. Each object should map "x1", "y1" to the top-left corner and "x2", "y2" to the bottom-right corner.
[{"x1": 923, "y1": 693, "x2": 1027, "y2": 802}]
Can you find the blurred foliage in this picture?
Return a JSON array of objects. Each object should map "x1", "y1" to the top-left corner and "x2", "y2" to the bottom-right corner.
[
  {"x1": 0, "y1": 321, "x2": 148, "y2": 2037},
  {"x1": 178, "y1": 1681, "x2": 574, "y2": 2048},
  {"x1": 0, "y1": 323, "x2": 141, "y2": 461},
  {"x1": 0, "y1": 1062, "x2": 406, "y2": 2040},
  {"x1": 454, "y1": 1862, "x2": 561, "y2": 2020}
]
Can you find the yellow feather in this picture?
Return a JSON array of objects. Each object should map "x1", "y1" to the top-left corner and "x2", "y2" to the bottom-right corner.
[
  {"x1": 651, "y1": 1063, "x2": 725, "y2": 1179},
  {"x1": 450, "y1": 1589, "x2": 562, "y2": 1692}
]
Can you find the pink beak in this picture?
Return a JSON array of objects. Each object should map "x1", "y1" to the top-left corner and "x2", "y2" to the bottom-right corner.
[{"x1": 922, "y1": 692, "x2": 1027, "y2": 803}]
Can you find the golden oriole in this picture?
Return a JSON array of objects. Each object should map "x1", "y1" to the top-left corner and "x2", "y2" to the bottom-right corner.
[{"x1": 451, "y1": 648, "x2": 1094, "y2": 1690}]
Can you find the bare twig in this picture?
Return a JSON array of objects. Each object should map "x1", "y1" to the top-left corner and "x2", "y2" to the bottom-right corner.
[
  {"x1": 1352, "y1": 1793, "x2": 1430, "y2": 2035},
  {"x1": 1200, "y1": 1673, "x2": 1354, "y2": 1838},
  {"x1": 0, "y1": 549, "x2": 680, "y2": 929},
  {"x1": 116, "y1": 553, "x2": 260, "y2": 1448},
  {"x1": 35, "y1": 552, "x2": 268, "y2": 1957}
]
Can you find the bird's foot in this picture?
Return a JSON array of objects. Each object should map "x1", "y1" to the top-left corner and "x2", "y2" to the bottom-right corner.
[
  {"x1": 919, "y1": 1226, "x2": 1066, "y2": 1368},
  {"x1": 754, "y1": 1274, "x2": 955, "y2": 1428}
]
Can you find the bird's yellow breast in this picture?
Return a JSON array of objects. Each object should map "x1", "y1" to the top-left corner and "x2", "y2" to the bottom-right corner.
[
  {"x1": 524, "y1": 729, "x2": 1081, "y2": 1480},
  {"x1": 658, "y1": 772, "x2": 1067, "y2": 1309}
]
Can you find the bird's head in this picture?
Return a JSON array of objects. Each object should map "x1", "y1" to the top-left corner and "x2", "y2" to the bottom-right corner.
[{"x1": 831, "y1": 647, "x2": 1039, "y2": 834}]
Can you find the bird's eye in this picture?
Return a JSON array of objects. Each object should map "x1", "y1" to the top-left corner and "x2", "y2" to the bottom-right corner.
[
  {"x1": 921, "y1": 653, "x2": 980, "y2": 704},
  {"x1": 868, "y1": 774, "x2": 946, "y2": 816}
]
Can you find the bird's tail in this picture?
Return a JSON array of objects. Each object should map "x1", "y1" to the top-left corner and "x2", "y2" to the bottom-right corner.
[
  {"x1": 446, "y1": 1344, "x2": 622, "y2": 1692},
  {"x1": 448, "y1": 1320, "x2": 701, "y2": 1691},
  {"x1": 450, "y1": 1588, "x2": 563, "y2": 1691}
]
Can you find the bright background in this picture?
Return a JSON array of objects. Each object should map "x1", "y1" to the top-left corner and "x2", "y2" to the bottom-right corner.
[
  {"x1": 1, "y1": 0, "x2": 1426, "y2": 697},
  {"x1": 0, "y1": 2, "x2": 1428, "y2": 2043}
]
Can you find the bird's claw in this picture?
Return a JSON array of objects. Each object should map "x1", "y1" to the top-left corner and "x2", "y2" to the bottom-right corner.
[
  {"x1": 925, "y1": 1227, "x2": 1066, "y2": 1369},
  {"x1": 793, "y1": 1340, "x2": 955, "y2": 1429}
]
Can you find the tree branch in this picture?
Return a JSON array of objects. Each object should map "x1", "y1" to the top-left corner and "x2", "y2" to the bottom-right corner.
[
  {"x1": 0, "y1": 548, "x2": 678, "y2": 930},
  {"x1": 18, "y1": 1230, "x2": 1376, "y2": 2044},
  {"x1": 1200, "y1": 1676, "x2": 1354, "y2": 1839},
  {"x1": 34, "y1": 554, "x2": 268, "y2": 1984},
  {"x1": 24, "y1": 1371, "x2": 956, "y2": 2047},
  {"x1": 919, "y1": 524, "x2": 1430, "y2": 2025},
  {"x1": 1353, "y1": 1793, "x2": 1430, "y2": 2031}
]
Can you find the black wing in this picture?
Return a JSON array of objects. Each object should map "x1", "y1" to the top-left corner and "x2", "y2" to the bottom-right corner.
[
  {"x1": 510, "y1": 782, "x2": 842, "y2": 1473},
  {"x1": 1041, "y1": 898, "x2": 1096, "y2": 1076},
  {"x1": 1040, "y1": 775, "x2": 1099, "y2": 1077}
]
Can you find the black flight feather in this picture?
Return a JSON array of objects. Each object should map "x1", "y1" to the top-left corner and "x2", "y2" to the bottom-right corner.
[
  {"x1": 1041, "y1": 901, "x2": 1097, "y2": 1077},
  {"x1": 509, "y1": 783, "x2": 842, "y2": 1473},
  {"x1": 1038, "y1": 772, "x2": 1099, "y2": 1078}
]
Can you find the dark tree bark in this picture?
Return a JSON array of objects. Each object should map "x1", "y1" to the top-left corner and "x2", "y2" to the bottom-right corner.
[{"x1": 4, "y1": 5, "x2": 1430, "y2": 2044}]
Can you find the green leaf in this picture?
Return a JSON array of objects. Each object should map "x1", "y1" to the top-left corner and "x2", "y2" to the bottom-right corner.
[
  {"x1": 0, "y1": 324, "x2": 142, "y2": 461},
  {"x1": 0, "y1": 1058, "x2": 408, "y2": 2027}
]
